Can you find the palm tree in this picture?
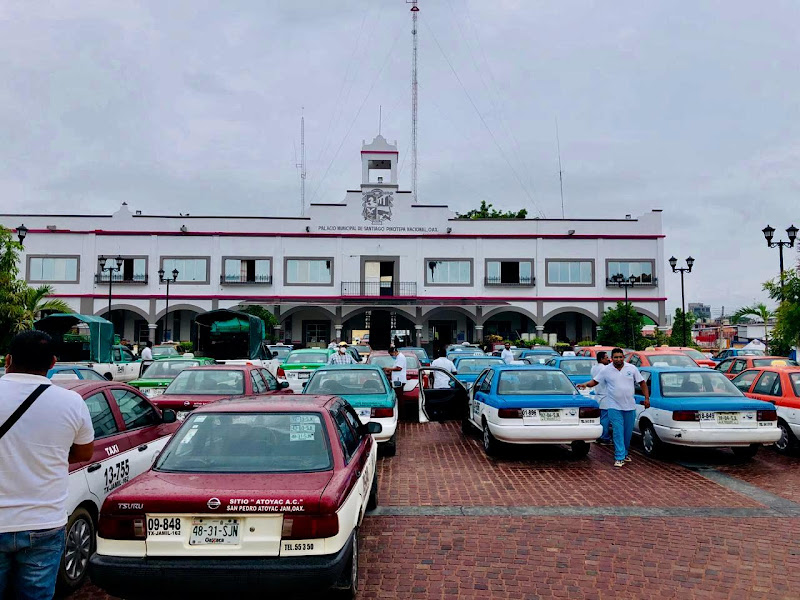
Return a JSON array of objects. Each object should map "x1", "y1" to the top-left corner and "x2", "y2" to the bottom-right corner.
[
  {"x1": 731, "y1": 303, "x2": 776, "y2": 352},
  {"x1": 14, "y1": 285, "x2": 72, "y2": 332}
]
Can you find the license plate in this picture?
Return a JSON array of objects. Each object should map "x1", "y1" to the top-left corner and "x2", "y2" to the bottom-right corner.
[
  {"x1": 539, "y1": 410, "x2": 561, "y2": 422},
  {"x1": 189, "y1": 518, "x2": 240, "y2": 546},
  {"x1": 298, "y1": 372, "x2": 310, "y2": 379},
  {"x1": 522, "y1": 409, "x2": 537, "y2": 418},
  {"x1": 357, "y1": 408, "x2": 371, "y2": 421},
  {"x1": 147, "y1": 516, "x2": 182, "y2": 537},
  {"x1": 716, "y1": 412, "x2": 739, "y2": 425}
]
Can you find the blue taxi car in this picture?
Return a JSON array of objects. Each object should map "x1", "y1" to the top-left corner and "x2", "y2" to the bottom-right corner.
[
  {"x1": 543, "y1": 356, "x2": 596, "y2": 387},
  {"x1": 633, "y1": 366, "x2": 781, "y2": 460},
  {"x1": 47, "y1": 364, "x2": 108, "y2": 381},
  {"x1": 456, "y1": 365, "x2": 601, "y2": 457},
  {"x1": 452, "y1": 355, "x2": 505, "y2": 389},
  {"x1": 302, "y1": 363, "x2": 398, "y2": 456},
  {"x1": 518, "y1": 348, "x2": 560, "y2": 364}
]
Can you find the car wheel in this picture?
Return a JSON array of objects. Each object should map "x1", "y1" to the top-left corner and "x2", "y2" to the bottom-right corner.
[
  {"x1": 732, "y1": 444, "x2": 759, "y2": 461},
  {"x1": 382, "y1": 434, "x2": 397, "y2": 457},
  {"x1": 367, "y1": 473, "x2": 378, "y2": 511},
  {"x1": 332, "y1": 529, "x2": 359, "y2": 599},
  {"x1": 482, "y1": 417, "x2": 500, "y2": 457},
  {"x1": 775, "y1": 420, "x2": 798, "y2": 455},
  {"x1": 641, "y1": 422, "x2": 662, "y2": 458},
  {"x1": 57, "y1": 507, "x2": 94, "y2": 594},
  {"x1": 571, "y1": 440, "x2": 590, "y2": 458}
]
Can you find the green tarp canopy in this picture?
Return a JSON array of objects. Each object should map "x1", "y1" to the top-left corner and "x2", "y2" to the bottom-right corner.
[
  {"x1": 195, "y1": 309, "x2": 266, "y2": 360},
  {"x1": 35, "y1": 313, "x2": 114, "y2": 363}
]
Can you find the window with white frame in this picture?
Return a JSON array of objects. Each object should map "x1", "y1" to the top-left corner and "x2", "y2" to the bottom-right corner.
[
  {"x1": 27, "y1": 256, "x2": 79, "y2": 282},
  {"x1": 607, "y1": 261, "x2": 654, "y2": 284},
  {"x1": 426, "y1": 260, "x2": 472, "y2": 285},
  {"x1": 223, "y1": 258, "x2": 271, "y2": 284},
  {"x1": 286, "y1": 259, "x2": 333, "y2": 285},
  {"x1": 161, "y1": 258, "x2": 209, "y2": 283},
  {"x1": 486, "y1": 260, "x2": 533, "y2": 285},
  {"x1": 546, "y1": 260, "x2": 593, "y2": 285}
]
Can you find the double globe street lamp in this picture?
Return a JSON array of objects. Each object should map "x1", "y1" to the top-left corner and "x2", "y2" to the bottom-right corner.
[
  {"x1": 98, "y1": 255, "x2": 124, "y2": 320},
  {"x1": 158, "y1": 267, "x2": 179, "y2": 342},
  {"x1": 669, "y1": 256, "x2": 695, "y2": 347},
  {"x1": 762, "y1": 224, "x2": 798, "y2": 299}
]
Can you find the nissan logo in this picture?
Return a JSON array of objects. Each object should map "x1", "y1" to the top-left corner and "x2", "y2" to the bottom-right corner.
[{"x1": 207, "y1": 497, "x2": 221, "y2": 510}]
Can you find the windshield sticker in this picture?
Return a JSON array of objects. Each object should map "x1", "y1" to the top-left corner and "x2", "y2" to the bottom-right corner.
[
  {"x1": 290, "y1": 424, "x2": 315, "y2": 433},
  {"x1": 289, "y1": 415, "x2": 320, "y2": 424},
  {"x1": 290, "y1": 432, "x2": 315, "y2": 442},
  {"x1": 194, "y1": 416, "x2": 207, "y2": 422}
]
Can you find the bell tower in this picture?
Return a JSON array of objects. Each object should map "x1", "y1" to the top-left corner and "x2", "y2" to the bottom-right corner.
[{"x1": 361, "y1": 135, "x2": 398, "y2": 188}]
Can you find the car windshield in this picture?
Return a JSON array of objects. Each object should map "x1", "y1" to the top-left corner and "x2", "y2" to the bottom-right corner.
[
  {"x1": 456, "y1": 358, "x2": 504, "y2": 373},
  {"x1": 156, "y1": 412, "x2": 332, "y2": 473},
  {"x1": 400, "y1": 348, "x2": 428, "y2": 361},
  {"x1": 153, "y1": 346, "x2": 179, "y2": 356},
  {"x1": 77, "y1": 369, "x2": 107, "y2": 381},
  {"x1": 142, "y1": 360, "x2": 202, "y2": 379},
  {"x1": 740, "y1": 350, "x2": 765, "y2": 356},
  {"x1": 791, "y1": 373, "x2": 800, "y2": 397},
  {"x1": 558, "y1": 360, "x2": 594, "y2": 376},
  {"x1": 682, "y1": 349, "x2": 708, "y2": 360},
  {"x1": 647, "y1": 354, "x2": 697, "y2": 367},
  {"x1": 353, "y1": 345, "x2": 371, "y2": 354},
  {"x1": 165, "y1": 369, "x2": 245, "y2": 395},
  {"x1": 286, "y1": 352, "x2": 329, "y2": 365},
  {"x1": 268, "y1": 346, "x2": 292, "y2": 360},
  {"x1": 659, "y1": 371, "x2": 743, "y2": 397},
  {"x1": 753, "y1": 359, "x2": 797, "y2": 367},
  {"x1": 304, "y1": 369, "x2": 387, "y2": 395},
  {"x1": 370, "y1": 354, "x2": 421, "y2": 369},
  {"x1": 497, "y1": 370, "x2": 576, "y2": 395}
]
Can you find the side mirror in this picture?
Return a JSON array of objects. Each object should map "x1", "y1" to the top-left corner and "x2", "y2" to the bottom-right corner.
[
  {"x1": 392, "y1": 380, "x2": 403, "y2": 389},
  {"x1": 104, "y1": 372, "x2": 114, "y2": 381},
  {"x1": 301, "y1": 381, "x2": 308, "y2": 388},
  {"x1": 272, "y1": 351, "x2": 279, "y2": 359},
  {"x1": 366, "y1": 422, "x2": 383, "y2": 434},
  {"x1": 280, "y1": 381, "x2": 290, "y2": 389},
  {"x1": 161, "y1": 409, "x2": 177, "y2": 424}
]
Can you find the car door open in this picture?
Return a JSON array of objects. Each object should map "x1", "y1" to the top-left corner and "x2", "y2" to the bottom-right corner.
[{"x1": 418, "y1": 368, "x2": 469, "y2": 422}]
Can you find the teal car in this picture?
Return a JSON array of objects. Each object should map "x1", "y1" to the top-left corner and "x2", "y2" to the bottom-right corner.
[
  {"x1": 303, "y1": 364, "x2": 398, "y2": 456},
  {"x1": 452, "y1": 355, "x2": 505, "y2": 389}
]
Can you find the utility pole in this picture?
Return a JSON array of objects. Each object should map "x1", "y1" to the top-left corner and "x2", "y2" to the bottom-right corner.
[
  {"x1": 408, "y1": 0, "x2": 419, "y2": 203},
  {"x1": 297, "y1": 109, "x2": 306, "y2": 216}
]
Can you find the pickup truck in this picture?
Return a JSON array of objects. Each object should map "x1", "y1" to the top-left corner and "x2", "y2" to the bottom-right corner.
[
  {"x1": 195, "y1": 309, "x2": 283, "y2": 375},
  {"x1": 68, "y1": 344, "x2": 142, "y2": 382}
]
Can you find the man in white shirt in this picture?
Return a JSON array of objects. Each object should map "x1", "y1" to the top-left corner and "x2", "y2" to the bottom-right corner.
[
  {"x1": 430, "y1": 349, "x2": 457, "y2": 389},
  {"x1": 383, "y1": 347, "x2": 407, "y2": 387},
  {"x1": 591, "y1": 351, "x2": 612, "y2": 445},
  {"x1": 578, "y1": 347, "x2": 649, "y2": 468},
  {"x1": 140, "y1": 341, "x2": 153, "y2": 361},
  {"x1": 0, "y1": 331, "x2": 94, "y2": 600},
  {"x1": 500, "y1": 342, "x2": 514, "y2": 365}
]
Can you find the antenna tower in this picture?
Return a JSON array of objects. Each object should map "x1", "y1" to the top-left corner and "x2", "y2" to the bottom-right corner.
[
  {"x1": 556, "y1": 118, "x2": 564, "y2": 218},
  {"x1": 408, "y1": 0, "x2": 419, "y2": 202},
  {"x1": 297, "y1": 110, "x2": 307, "y2": 216}
]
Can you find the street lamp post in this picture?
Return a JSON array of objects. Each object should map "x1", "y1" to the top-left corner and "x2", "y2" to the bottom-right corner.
[
  {"x1": 98, "y1": 255, "x2": 124, "y2": 321},
  {"x1": 158, "y1": 267, "x2": 179, "y2": 341},
  {"x1": 669, "y1": 256, "x2": 695, "y2": 347},
  {"x1": 762, "y1": 224, "x2": 798, "y2": 299},
  {"x1": 15, "y1": 224, "x2": 28, "y2": 246},
  {"x1": 610, "y1": 273, "x2": 637, "y2": 349}
]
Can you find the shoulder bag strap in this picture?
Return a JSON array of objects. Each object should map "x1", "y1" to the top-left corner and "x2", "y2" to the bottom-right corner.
[{"x1": 0, "y1": 384, "x2": 50, "y2": 442}]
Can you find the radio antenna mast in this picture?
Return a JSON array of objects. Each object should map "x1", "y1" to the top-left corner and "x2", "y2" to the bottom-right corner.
[
  {"x1": 408, "y1": 0, "x2": 419, "y2": 203},
  {"x1": 297, "y1": 108, "x2": 307, "y2": 216},
  {"x1": 556, "y1": 117, "x2": 564, "y2": 218}
]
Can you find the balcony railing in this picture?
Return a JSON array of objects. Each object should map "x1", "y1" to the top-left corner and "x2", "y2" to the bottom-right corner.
[
  {"x1": 605, "y1": 277, "x2": 658, "y2": 287},
  {"x1": 341, "y1": 282, "x2": 417, "y2": 297},
  {"x1": 220, "y1": 275, "x2": 273, "y2": 285},
  {"x1": 484, "y1": 277, "x2": 535, "y2": 287},
  {"x1": 94, "y1": 274, "x2": 148, "y2": 284}
]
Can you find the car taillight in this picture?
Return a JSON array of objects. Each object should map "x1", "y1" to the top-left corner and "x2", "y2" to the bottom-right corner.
[
  {"x1": 277, "y1": 367, "x2": 285, "y2": 378},
  {"x1": 98, "y1": 514, "x2": 146, "y2": 540},
  {"x1": 673, "y1": 410, "x2": 700, "y2": 422},
  {"x1": 757, "y1": 410, "x2": 777, "y2": 422},
  {"x1": 371, "y1": 407, "x2": 394, "y2": 418},
  {"x1": 497, "y1": 408, "x2": 522, "y2": 418},
  {"x1": 281, "y1": 515, "x2": 339, "y2": 540},
  {"x1": 579, "y1": 407, "x2": 601, "y2": 419}
]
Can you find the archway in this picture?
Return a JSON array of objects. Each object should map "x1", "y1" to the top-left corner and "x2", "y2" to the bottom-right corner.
[
  {"x1": 482, "y1": 308, "x2": 539, "y2": 341},
  {"x1": 97, "y1": 305, "x2": 150, "y2": 346},
  {"x1": 342, "y1": 309, "x2": 416, "y2": 351},
  {"x1": 542, "y1": 309, "x2": 599, "y2": 344},
  {"x1": 420, "y1": 307, "x2": 477, "y2": 356}
]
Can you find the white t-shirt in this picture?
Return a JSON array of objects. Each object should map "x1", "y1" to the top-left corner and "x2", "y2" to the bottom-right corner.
[
  {"x1": 391, "y1": 352, "x2": 408, "y2": 384},
  {"x1": 141, "y1": 347, "x2": 153, "y2": 360},
  {"x1": 590, "y1": 363, "x2": 608, "y2": 409},
  {"x1": 500, "y1": 349, "x2": 514, "y2": 364},
  {"x1": 592, "y1": 363, "x2": 644, "y2": 411},
  {"x1": 0, "y1": 373, "x2": 94, "y2": 533},
  {"x1": 430, "y1": 357, "x2": 456, "y2": 389}
]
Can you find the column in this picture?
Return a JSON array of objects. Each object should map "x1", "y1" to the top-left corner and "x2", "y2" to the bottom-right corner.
[
  {"x1": 147, "y1": 323, "x2": 157, "y2": 344},
  {"x1": 335, "y1": 324, "x2": 343, "y2": 343},
  {"x1": 415, "y1": 324, "x2": 423, "y2": 347},
  {"x1": 273, "y1": 324, "x2": 282, "y2": 343},
  {"x1": 474, "y1": 325, "x2": 484, "y2": 345},
  {"x1": 535, "y1": 325, "x2": 545, "y2": 339}
]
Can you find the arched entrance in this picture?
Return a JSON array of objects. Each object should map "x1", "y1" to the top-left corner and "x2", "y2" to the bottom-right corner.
[
  {"x1": 421, "y1": 307, "x2": 477, "y2": 356},
  {"x1": 542, "y1": 309, "x2": 598, "y2": 344},
  {"x1": 342, "y1": 309, "x2": 416, "y2": 350},
  {"x1": 482, "y1": 308, "x2": 539, "y2": 341},
  {"x1": 98, "y1": 306, "x2": 149, "y2": 346}
]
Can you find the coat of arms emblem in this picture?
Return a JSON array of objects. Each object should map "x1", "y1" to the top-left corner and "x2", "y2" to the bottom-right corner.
[{"x1": 362, "y1": 189, "x2": 393, "y2": 225}]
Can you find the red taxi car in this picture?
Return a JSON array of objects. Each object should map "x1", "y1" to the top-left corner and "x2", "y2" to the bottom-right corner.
[
  {"x1": 732, "y1": 366, "x2": 800, "y2": 454},
  {"x1": 716, "y1": 356, "x2": 798, "y2": 380},
  {"x1": 626, "y1": 351, "x2": 699, "y2": 368},
  {"x1": 61, "y1": 381, "x2": 179, "y2": 592},
  {"x1": 152, "y1": 364, "x2": 291, "y2": 418},
  {"x1": 89, "y1": 395, "x2": 380, "y2": 598},
  {"x1": 574, "y1": 346, "x2": 616, "y2": 358},
  {"x1": 366, "y1": 350, "x2": 427, "y2": 409},
  {"x1": 647, "y1": 346, "x2": 716, "y2": 368}
]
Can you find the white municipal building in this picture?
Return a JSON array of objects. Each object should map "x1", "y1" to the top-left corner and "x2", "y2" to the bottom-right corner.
[{"x1": 1, "y1": 134, "x2": 666, "y2": 350}]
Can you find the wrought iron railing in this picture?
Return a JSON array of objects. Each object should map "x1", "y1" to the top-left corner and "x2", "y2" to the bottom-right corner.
[
  {"x1": 94, "y1": 274, "x2": 148, "y2": 284},
  {"x1": 484, "y1": 277, "x2": 535, "y2": 287},
  {"x1": 605, "y1": 277, "x2": 658, "y2": 287},
  {"x1": 220, "y1": 275, "x2": 272, "y2": 285},
  {"x1": 341, "y1": 282, "x2": 417, "y2": 297}
]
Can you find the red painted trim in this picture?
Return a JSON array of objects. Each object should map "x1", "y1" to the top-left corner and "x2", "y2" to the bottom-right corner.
[
  {"x1": 25, "y1": 229, "x2": 664, "y2": 240},
  {"x1": 51, "y1": 293, "x2": 667, "y2": 302},
  {"x1": 360, "y1": 151, "x2": 398, "y2": 154}
]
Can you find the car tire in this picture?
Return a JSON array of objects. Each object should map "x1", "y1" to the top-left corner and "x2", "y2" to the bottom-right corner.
[
  {"x1": 482, "y1": 417, "x2": 500, "y2": 457},
  {"x1": 332, "y1": 529, "x2": 359, "y2": 599},
  {"x1": 382, "y1": 434, "x2": 397, "y2": 457},
  {"x1": 571, "y1": 440, "x2": 590, "y2": 458},
  {"x1": 57, "y1": 507, "x2": 94, "y2": 594},
  {"x1": 775, "y1": 420, "x2": 798, "y2": 455},
  {"x1": 640, "y1": 422, "x2": 662, "y2": 458},
  {"x1": 732, "y1": 444, "x2": 759, "y2": 460},
  {"x1": 367, "y1": 473, "x2": 378, "y2": 511}
]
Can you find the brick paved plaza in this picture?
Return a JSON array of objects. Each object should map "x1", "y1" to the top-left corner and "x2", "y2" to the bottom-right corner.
[{"x1": 77, "y1": 422, "x2": 800, "y2": 599}]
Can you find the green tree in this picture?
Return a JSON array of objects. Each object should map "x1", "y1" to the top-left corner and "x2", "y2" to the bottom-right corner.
[
  {"x1": 730, "y1": 302, "x2": 776, "y2": 352},
  {"x1": 14, "y1": 285, "x2": 73, "y2": 333},
  {"x1": 455, "y1": 200, "x2": 528, "y2": 219},
  {"x1": 668, "y1": 308, "x2": 696, "y2": 347},
  {"x1": 764, "y1": 269, "x2": 800, "y2": 355},
  {"x1": 597, "y1": 302, "x2": 645, "y2": 349},
  {"x1": 0, "y1": 229, "x2": 27, "y2": 352},
  {"x1": 238, "y1": 305, "x2": 279, "y2": 341}
]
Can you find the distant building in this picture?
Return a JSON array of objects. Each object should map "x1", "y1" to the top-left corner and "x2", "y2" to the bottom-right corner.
[{"x1": 688, "y1": 303, "x2": 711, "y2": 320}]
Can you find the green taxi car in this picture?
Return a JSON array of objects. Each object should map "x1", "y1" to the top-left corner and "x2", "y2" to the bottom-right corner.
[
  {"x1": 279, "y1": 348, "x2": 336, "y2": 393},
  {"x1": 303, "y1": 364, "x2": 398, "y2": 456},
  {"x1": 129, "y1": 357, "x2": 216, "y2": 398}
]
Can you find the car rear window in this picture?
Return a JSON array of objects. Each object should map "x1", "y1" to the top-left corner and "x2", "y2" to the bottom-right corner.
[
  {"x1": 156, "y1": 412, "x2": 332, "y2": 473},
  {"x1": 165, "y1": 369, "x2": 245, "y2": 395},
  {"x1": 142, "y1": 360, "x2": 201, "y2": 378},
  {"x1": 268, "y1": 346, "x2": 292, "y2": 360},
  {"x1": 370, "y1": 354, "x2": 421, "y2": 369},
  {"x1": 401, "y1": 348, "x2": 428, "y2": 361},
  {"x1": 305, "y1": 369, "x2": 388, "y2": 395},
  {"x1": 153, "y1": 346, "x2": 180, "y2": 356},
  {"x1": 497, "y1": 370, "x2": 576, "y2": 395},
  {"x1": 648, "y1": 354, "x2": 697, "y2": 367},
  {"x1": 682, "y1": 349, "x2": 708, "y2": 360},
  {"x1": 455, "y1": 358, "x2": 504, "y2": 373},
  {"x1": 78, "y1": 369, "x2": 107, "y2": 381},
  {"x1": 753, "y1": 359, "x2": 798, "y2": 368},
  {"x1": 659, "y1": 371, "x2": 742, "y2": 397},
  {"x1": 558, "y1": 360, "x2": 594, "y2": 376},
  {"x1": 286, "y1": 352, "x2": 329, "y2": 365}
]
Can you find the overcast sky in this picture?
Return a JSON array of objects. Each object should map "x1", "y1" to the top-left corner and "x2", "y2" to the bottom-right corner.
[{"x1": 2, "y1": 1, "x2": 799, "y2": 313}]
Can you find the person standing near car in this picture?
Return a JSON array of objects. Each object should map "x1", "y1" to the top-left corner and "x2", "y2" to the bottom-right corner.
[
  {"x1": 501, "y1": 342, "x2": 514, "y2": 364},
  {"x1": 578, "y1": 347, "x2": 649, "y2": 468},
  {"x1": 327, "y1": 341, "x2": 357, "y2": 365},
  {"x1": 430, "y1": 348, "x2": 457, "y2": 389},
  {"x1": 591, "y1": 351, "x2": 612, "y2": 445},
  {"x1": 0, "y1": 331, "x2": 94, "y2": 600},
  {"x1": 383, "y1": 346, "x2": 407, "y2": 387},
  {"x1": 140, "y1": 341, "x2": 153, "y2": 361}
]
